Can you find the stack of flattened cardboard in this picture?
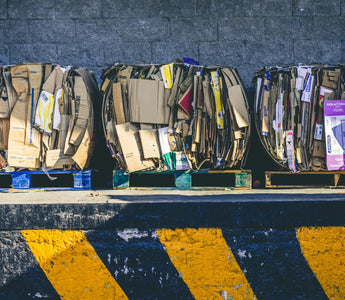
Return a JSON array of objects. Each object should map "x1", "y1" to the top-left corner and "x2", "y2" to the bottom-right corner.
[
  {"x1": 101, "y1": 61, "x2": 251, "y2": 173},
  {"x1": 254, "y1": 64, "x2": 345, "y2": 171},
  {"x1": 0, "y1": 63, "x2": 99, "y2": 171}
]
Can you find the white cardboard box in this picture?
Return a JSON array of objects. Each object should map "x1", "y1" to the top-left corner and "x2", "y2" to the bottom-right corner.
[{"x1": 324, "y1": 100, "x2": 345, "y2": 170}]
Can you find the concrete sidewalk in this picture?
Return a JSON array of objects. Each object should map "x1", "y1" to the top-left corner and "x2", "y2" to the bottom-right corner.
[{"x1": 0, "y1": 188, "x2": 345, "y2": 204}]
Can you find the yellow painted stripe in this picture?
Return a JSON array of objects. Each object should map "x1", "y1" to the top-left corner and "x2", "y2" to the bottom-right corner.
[
  {"x1": 157, "y1": 228, "x2": 256, "y2": 299},
  {"x1": 297, "y1": 226, "x2": 345, "y2": 299},
  {"x1": 22, "y1": 230, "x2": 128, "y2": 300}
]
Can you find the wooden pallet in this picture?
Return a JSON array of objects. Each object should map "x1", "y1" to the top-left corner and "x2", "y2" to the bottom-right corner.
[
  {"x1": 265, "y1": 171, "x2": 345, "y2": 188},
  {"x1": 113, "y1": 169, "x2": 252, "y2": 190},
  {"x1": 0, "y1": 170, "x2": 93, "y2": 190}
]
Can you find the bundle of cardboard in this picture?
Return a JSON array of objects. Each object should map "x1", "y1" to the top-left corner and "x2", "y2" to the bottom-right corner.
[
  {"x1": 101, "y1": 62, "x2": 251, "y2": 173},
  {"x1": 0, "y1": 63, "x2": 99, "y2": 171},
  {"x1": 254, "y1": 64, "x2": 345, "y2": 171}
]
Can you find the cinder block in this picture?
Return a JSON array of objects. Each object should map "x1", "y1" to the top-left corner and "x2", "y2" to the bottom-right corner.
[
  {"x1": 264, "y1": 17, "x2": 313, "y2": 40},
  {"x1": 0, "y1": 0, "x2": 7, "y2": 20},
  {"x1": 244, "y1": 0, "x2": 292, "y2": 16},
  {"x1": 29, "y1": 19, "x2": 75, "y2": 43},
  {"x1": 246, "y1": 40, "x2": 294, "y2": 65},
  {"x1": 3, "y1": 20, "x2": 29, "y2": 44},
  {"x1": 148, "y1": 0, "x2": 196, "y2": 18},
  {"x1": 293, "y1": 0, "x2": 340, "y2": 16},
  {"x1": 294, "y1": 40, "x2": 341, "y2": 63},
  {"x1": 219, "y1": 17, "x2": 264, "y2": 42},
  {"x1": 0, "y1": 21, "x2": 5, "y2": 44},
  {"x1": 0, "y1": 46, "x2": 9, "y2": 65},
  {"x1": 114, "y1": 18, "x2": 169, "y2": 43},
  {"x1": 199, "y1": 42, "x2": 246, "y2": 66},
  {"x1": 235, "y1": 63, "x2": 258, "y2": 89},
  {"x1": 76, "y1": 20, "x2": 119, "y2": 45},
  {"x1": 55, "y1": 0, "x2": 102, "y2": 19},
  {"x1": 9, "y1": 44, "x2": 57, "y2": 65},
  {"x1": 102, "y1": 0, "x2": 151, "y2": 19},
  {"x1": 197, "y1": 0, "x2": 243, "y2": 17},
  {"x1": 9, "y1": 0, "x2": 55, "y2": 19},
  {"x1": 104, "y1": 43, "x2": 151, "y2": 65},
  {"x1": 170, "y1": 18, "x2": 217, "y2": 43},
  {"x1": 152, "y1": 42, "x2": 199, "y2": 64},
  {"x1": 312, "y1": 16, "x2": 345, "y2": 40},
  {"x1": 57, "y1": 43, "x2": 104, "y2": 67}
]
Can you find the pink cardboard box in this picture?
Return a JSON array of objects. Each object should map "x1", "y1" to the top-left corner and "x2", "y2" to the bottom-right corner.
[{"x1": 324, "y1": 100, "x2": 345, "y2": 170}]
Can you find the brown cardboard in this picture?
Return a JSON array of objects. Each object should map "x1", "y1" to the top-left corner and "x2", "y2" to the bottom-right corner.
[
  {"x1": 3, "y1": 71, "x2": 17, "y2": 115},
  {"x1": 312, "y1": 140, "x2": 326, "y2": 157},
  {"x1": 7, "y1": 65, "x2": 28, "y2": 168},
  {"x1": 200, "y1": 116, "x2": 206, "y2": 153},
  {"x1": 112, "y1": 83, "x2": 126, "y2": 124},
  {"x1": 0, "y1": 93, "x2": 10, "y2": 119},
  {"x1": 140, "y1": 123, "x2": 154, "y2": 130},
  {"x1": 128, "y1": 79, "x2": 168, "y2": 124},
  {"x1": 44, "y1": 64, "x2": 53, "y2": 82},
  {"x1": 296, "y1": 147, "x2": 303, "y2": 163},
  {"x1": 69, "y1": 123, "x2": 87, "y2": 146},
  {"x1": 322, "y1": 69, "x2": 340, "y2": 90},
  {"x1": 49, "y1": 156, "x2": 75, "y2": 169},
  {"x1": 202, "y1": 79, "x2": 213, "y2": 117},
  {"x1": 68, "y1": 77, "x2": 89, "y2": 147},
  {"x1": 168, "y1": 66, "x2": 181, "y2": 107},
  {"x1": 297, "y1": 123, "x2": 302, "y2": 139},
  {"x1": 194, "y1": 110, "x2": 202, "y2": 143},
  {"x1": 0, "y1": 152, "x2": 7, "y2": 167},
  {"x1": 46, "y1": 149, "x2": 61, "y2": 167},
  {"x1": 117, "y1": 66, "x2": 133, "y2": 83},
  {"x1": 168, "y1": 133, "x2": 177, "y2": 151},
  {"x1": 139, "y1": 129, "x2": 160, "y2": 159},
  {"x1": 177, "y1": 107, "x2": 190, "y2": 120},
  {"x1": 106, "y1": 121, "x2": 117, "y2": 145},
  {"x1": 42, "y1": 132, "x2": 50, "y2": 149},
  {"x1": 228, "y1": 85, "x2": 249, "y2": 128},
  {"x1": 116, "y1": 123, "x2": 154, "y2": 172},
  {"x1": 26, "y1": 64, "x2": 43, "y2": 149},
  {"x1": 64, "y1": 116, "x2": 76, "y2": 156},
  {"x1": 59, "y1": 114, "x2": 71, "y2": 155},
  {"x1": 231, "y1": 140, "x2": 239, "y2": 161},
  {"x1": 42, "y1": 66, "x2": 57, "y2": 94},
  {"x1": 49, "y1": 129, "x2": 57, "y2": 149},
  {"x1": 72, "y1": 120, "x2": 92, "y2": 169},
  {"x1": 0, "y1": 118, "x2": 10, "y2": 149},
  {"x1": 101, "y1": 78, "x2": 110, "y2": 92}
]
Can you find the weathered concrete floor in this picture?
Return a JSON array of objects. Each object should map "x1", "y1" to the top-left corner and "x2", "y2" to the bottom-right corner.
[{"x1": 0, "y1": 188, "x2": 345, "y2": 204}]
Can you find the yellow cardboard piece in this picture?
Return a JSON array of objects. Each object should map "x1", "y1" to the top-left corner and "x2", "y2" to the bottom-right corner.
[
  {"x1": 210, "y1": 71, "x2": 224, "y2": 129},
  {"x1": 160, "y1": 63, "x2": 174, "y2": 89}
]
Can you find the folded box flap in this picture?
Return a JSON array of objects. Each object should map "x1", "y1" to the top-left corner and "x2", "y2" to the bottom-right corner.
[{"x1": 228, "y1": 85, "x2": 249, "y2": 128}]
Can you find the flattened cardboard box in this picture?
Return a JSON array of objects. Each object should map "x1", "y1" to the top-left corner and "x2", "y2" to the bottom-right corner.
[
  {"x1": 0, "y1": 118, "x2": 9, "y2": 150},
  {"x1": 116, "y1": 123, "x2": 154, "y2": 173},
  {"x1": 139, "y1": 129, "x2": 160, "y2": 159},
  {"x1": 128, "y1": 79, "x2": 169, "y2": 124}
]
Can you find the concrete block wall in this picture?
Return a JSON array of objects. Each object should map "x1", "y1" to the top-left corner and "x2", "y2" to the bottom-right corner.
[{"x1": 0, "y1": 0, "x2": 344, "y2": 88}]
